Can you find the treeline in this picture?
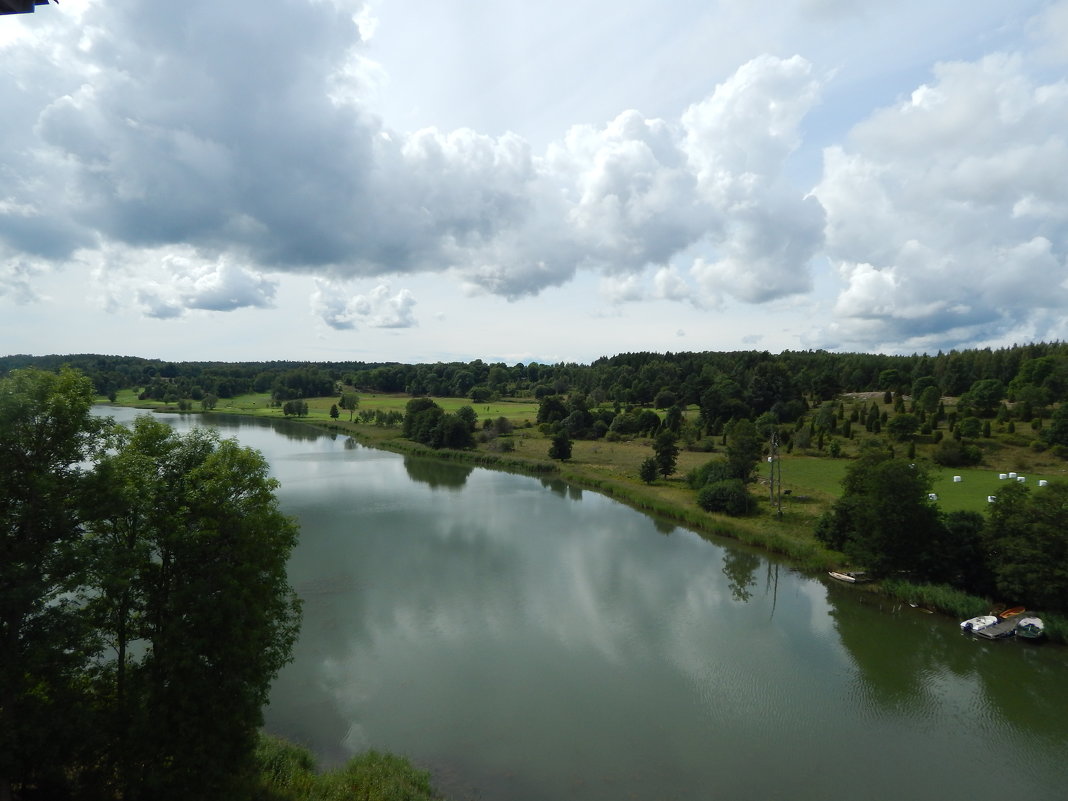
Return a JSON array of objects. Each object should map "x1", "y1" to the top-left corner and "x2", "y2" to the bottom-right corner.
[
  {"x1": 0, "y1": 368, "x2": 301, "y2": 800},
  {"x1": 6, "y1": 341, "x2": 1068, "y2": 413}
]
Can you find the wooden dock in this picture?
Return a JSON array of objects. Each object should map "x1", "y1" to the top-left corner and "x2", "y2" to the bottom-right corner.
[{"x1": 974, "y1": 615, "x2": 1025, "y2": 640}]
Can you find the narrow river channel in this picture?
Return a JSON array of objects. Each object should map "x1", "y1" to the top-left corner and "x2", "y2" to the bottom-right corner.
[{"x1": 101, "y1": 407, "x2": 1068, "y2": 801}]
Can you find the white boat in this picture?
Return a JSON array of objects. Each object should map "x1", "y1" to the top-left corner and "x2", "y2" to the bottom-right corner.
[
  {"x1": 828, "y1": 571, "x2": 869, "y2": 584},
  {"x1": 960, "y1": 615, "x2": 998, "y2": 633}
]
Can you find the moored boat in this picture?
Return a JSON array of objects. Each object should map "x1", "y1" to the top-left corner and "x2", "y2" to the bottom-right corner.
[
  {"x1": 960, "y1": 615, "x2": 998, "y2": 633},
  {"x1": 999, "y1": 606, "x2": 1026, "y2": 618},
  {"x1": 1016, "y1": 616, "x2": 1045, "y2": 640},
  {"x1": 828, "y1": 571, "x2": 869, "y2": 583}
]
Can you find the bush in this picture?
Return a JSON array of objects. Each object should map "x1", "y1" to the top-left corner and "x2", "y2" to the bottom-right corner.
[
  {"x1": 686, "y1": 459, "x2": 733, "y2": 489},
  {"x1": 697, "y1": 479, "x2": 750, "y2": 516},
  {"x1": 932, "y1": 438, "x2": 981, "y2": 467}
]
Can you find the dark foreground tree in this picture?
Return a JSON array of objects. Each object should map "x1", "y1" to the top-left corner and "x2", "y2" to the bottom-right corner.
[
  {"x1": 0, "y1": 368, "x2": 103, "y2": 801},
  {"x1": 0, "y1": 369, "x2": 301, "y2": 801},
  {"x1": 84, "y1": 417, "x2": 302, "y2": 800}
]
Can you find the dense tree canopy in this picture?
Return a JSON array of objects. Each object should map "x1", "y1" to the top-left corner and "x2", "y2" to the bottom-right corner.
[
  {"x1": 815, "y1": 446, "x2": 945, "y2": 577},
  {"x1": 0, "y1": 369, "x2": 300, "y2": 801}
]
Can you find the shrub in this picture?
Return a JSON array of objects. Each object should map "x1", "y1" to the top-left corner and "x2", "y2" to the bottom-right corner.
[
  {"x1": 697, "y1": 479, "x2": 750, "y2": 516},
  {"x1": 687, "y1": 458, "x2": 733, "y2": 489}
]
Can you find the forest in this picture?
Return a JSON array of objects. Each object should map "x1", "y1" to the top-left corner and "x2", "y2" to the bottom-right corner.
[{"x1": 6, "y1": 341, "x2": 1068, "y2": 416}]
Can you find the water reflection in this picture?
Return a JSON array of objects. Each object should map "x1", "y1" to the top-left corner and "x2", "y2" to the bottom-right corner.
[
  {"x1": 829, "y1": 583, "x2": 1068, "y2": 755},
  {"x1": 402, "y1": 456, "x2": 473, "y2": 490},
  {"x1": 721, "y1": 549, "x2": 760, "y2": 603},
  {"x1": 539, "y1": 476, "x2": 582, "y2": 501}
]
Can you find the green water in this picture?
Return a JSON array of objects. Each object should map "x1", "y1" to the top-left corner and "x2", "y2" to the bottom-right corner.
[{"x1": 102, "y1": 408, "x2": 1068, "y2": 801}]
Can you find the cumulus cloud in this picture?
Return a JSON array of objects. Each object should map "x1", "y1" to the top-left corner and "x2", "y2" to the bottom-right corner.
[
  {"x1": 7, "y1": 0, "x2": 1060, "y2": 358},
  {"x1": 0, "y1": 0, "x2": 826, "y2": 318},
  {"x1": 312, "y1": 279, "x2": 417, "y2": 330},
  {"x1": 813, "y1": 52, "x2": 1068, "y2": 350}
]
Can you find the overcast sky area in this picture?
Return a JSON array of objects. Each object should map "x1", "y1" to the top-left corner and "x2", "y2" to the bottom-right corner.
[{"x1": 2, "y1": 0, "x2": 1067, "y2": 365}]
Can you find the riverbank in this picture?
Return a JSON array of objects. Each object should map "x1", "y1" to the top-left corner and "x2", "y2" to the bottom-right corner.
[{"x1": 102, "y1": 397, "x2": 1067, "y2": 645}]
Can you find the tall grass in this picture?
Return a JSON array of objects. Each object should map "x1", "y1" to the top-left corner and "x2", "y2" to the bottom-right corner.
[
  {"x1": 254, "y1": 734, "x2": 440, "y2": 801},
  {"x1": 880, "y1": 579, "x2": 992, "y2": 620}
]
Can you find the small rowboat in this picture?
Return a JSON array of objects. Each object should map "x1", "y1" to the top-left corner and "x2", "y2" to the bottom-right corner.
[
  {"x1": 960, "y1": 615, "x2": 998, "y2": 633},
  {"x1": 828, "y1": 571, "x2": 869, "y2": 584},
  {"x1": 1016, "y1": 616, "x2": 1045, "y2": 640},
  {"x1": 999, "y1": 606, "x2": 1026, "y2": 618}
]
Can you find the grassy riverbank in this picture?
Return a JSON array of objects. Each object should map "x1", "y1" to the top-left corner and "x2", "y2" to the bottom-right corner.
[{"x1": 104, "y1": 390, "x2": 1068, "y2": 644}]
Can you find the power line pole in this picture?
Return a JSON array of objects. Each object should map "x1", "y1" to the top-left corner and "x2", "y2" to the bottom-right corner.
[{"x1": 769, "y1": 430, "x2": 783, "y2": 516}]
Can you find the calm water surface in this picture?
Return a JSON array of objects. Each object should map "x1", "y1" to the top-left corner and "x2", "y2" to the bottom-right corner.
[{"x1": 102, "y1": 408, "x2": 1068, "y2": 801}]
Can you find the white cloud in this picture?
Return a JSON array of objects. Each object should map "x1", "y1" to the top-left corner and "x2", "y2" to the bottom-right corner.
[
  {"x1": 0, "y1": 0, "x2": 826, "y2": 313},
  {"x1": 813, "y1": 51, "x2": 1068, "y2": 349},
  {"x1": 0, "y1": 0, "x2": 1064, "y2": 361},
  {"x1": 312, "y1": 280, "x2": 417, "y2": 330}
]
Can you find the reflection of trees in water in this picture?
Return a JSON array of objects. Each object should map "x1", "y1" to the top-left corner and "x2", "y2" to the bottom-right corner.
[
  {"x1": 722, "y1": 549, "x2": 760, "y2": 603},
  {"x1": 651, "y1": 517, "x2": 676, "y2": 536},
  {"x1": 403, "y1": 456, "x2": 473, "y2": 490},
  {"x1": 539, "y1": 477, "x2": 582, "y2": 501},
  {"x1": 829, "y1": 590, "x2": 945, "y2": 714},
  {"x1": 198, "y1": 413, "x2": 329, "y2": 442},
  {"x1": 829, "y1": 587, "x2": 1068, "y2": 747}
]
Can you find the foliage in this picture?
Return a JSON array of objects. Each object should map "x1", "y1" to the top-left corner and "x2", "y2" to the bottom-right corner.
[
  {"x1": 548, "y1": 431, "x2": 572, "y2": 461},
  {"x1": 725, "y1": 418, "x2": 762, "y2": 483},
  {"x1": 686, "y1": 458, "x2": 734, "y2": 490},
  {"x1": 886, "y1": 412, "x2": 919, "y2": 441},
  {"x1": 0, "y1": 369, "x2": 301, "y2": 801},
  {"x1": 815, "y1": 445, "x2": 944, "y2": 577},
  {"x1": 0, "y1": 368, "x2": 104, "y2": 799},
  {"x1": 697, "y1": 479, "x2": 750, "y2": 516},
  {"x1": 339, "y1": 392, "x2": 360, "y2": 421},
  {"x1": 254, "y1": 735, "x2": 439, "y2": 801},
  {"x1": 932, "y1": 437, "x2": 982, "y2": 467},
  {"x1": 653, "y1": 431, "x2": 679, "y2": 478},
  {"x1": 639, "y1": 456, "x2": 659, "y2": 485},
  {"x1": 282, "y1": 400, "x2": 309, "y2": 417},
  {"x1": 985, "y1": 481, "x2": 1068, "y2": 611},
  {"x1": 1042, "y1": 402, "x2": 1068, "y2": 447}
]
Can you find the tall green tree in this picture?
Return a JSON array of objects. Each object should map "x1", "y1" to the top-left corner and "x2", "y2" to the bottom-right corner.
[
  {"x1": 653, "y1": 431, "x2": 679, "y2": 478},
  {"x1": 984, "y1": 481, "x2": 1068, "y2": 611},
  {"x1": 85, "y1": 417, "x2": 302, "y2": 801},
  {"x1": 339, "y1": 392, "x2": 360, "y2": 421},
  {"x1": 815, "y1": 445, "x2": 945, "y2": 577},
  {"x1": 0, "y1": 368, "x2": 103, "y2": 800},
  {"x1": 725, "y1": 418, "x2": 762, "y2": 483}
]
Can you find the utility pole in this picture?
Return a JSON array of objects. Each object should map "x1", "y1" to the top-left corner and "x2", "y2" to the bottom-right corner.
[{"x1": 768, "y1": 430, "x2": 783, "y2": 516}]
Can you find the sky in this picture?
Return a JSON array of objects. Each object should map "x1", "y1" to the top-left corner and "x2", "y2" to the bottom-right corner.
[{"x1": 2, "y1": 0, "x2": 1067, "y2": 365}]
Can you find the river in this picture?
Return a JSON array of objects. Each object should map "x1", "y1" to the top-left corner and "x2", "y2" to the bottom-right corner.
[{"x1": 101, "y1": 407, "x2": 1068, "y2": 801}]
